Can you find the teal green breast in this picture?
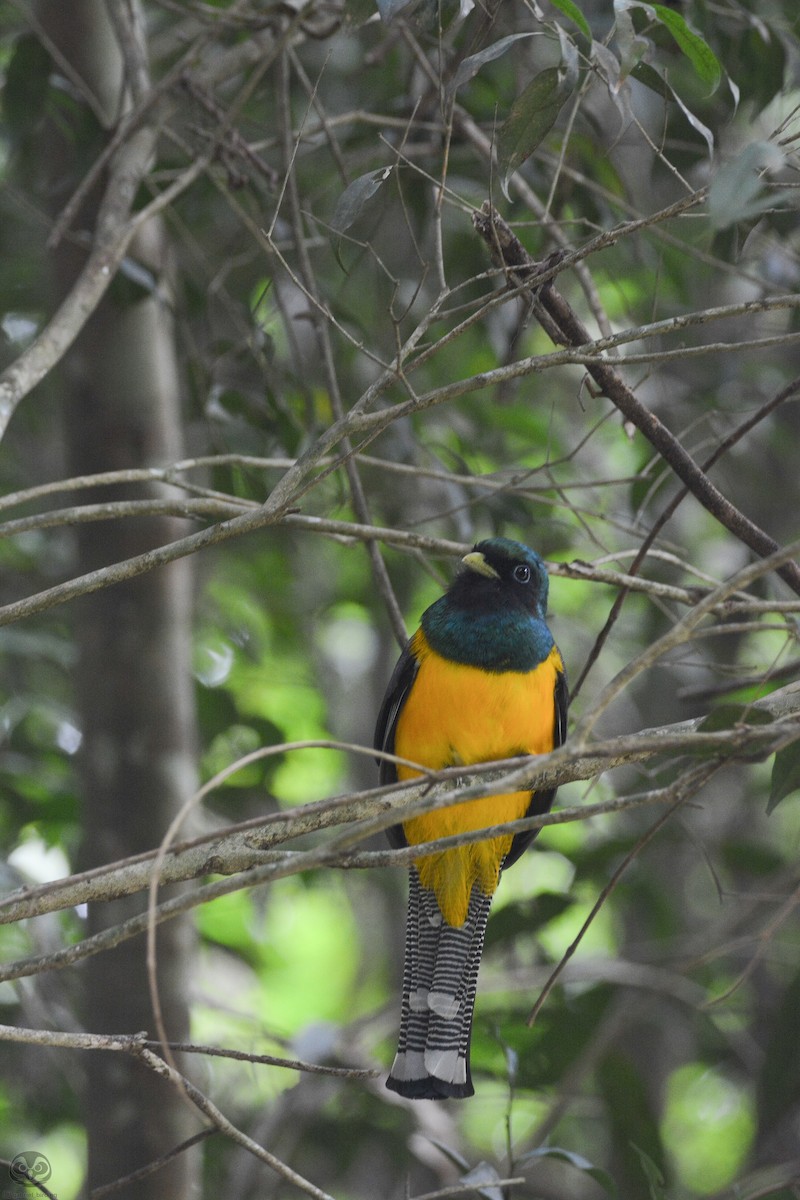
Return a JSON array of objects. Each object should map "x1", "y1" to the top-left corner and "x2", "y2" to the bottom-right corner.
[{"x1": 422, "y1": 595, "x2": 555, "y2": 672}]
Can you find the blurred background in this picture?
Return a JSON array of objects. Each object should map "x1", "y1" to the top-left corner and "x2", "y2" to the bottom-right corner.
[{"x1": 0, "y1": 1, "x2": 799, "y2": 1196}]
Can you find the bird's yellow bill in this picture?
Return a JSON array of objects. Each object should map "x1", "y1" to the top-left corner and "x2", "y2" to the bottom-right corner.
[{"x1": 461, "y1": 551, "x2": 500, "y2": 579}]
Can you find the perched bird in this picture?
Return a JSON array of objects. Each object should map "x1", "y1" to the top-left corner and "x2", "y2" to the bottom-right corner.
[{"x1": 375, "y1": 537, "x2": 568, "y2": 1100}]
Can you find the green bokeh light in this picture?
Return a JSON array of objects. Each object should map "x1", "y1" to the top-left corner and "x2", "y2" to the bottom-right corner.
[{"x1": 662, "y1": 1062, "x2": 754, "y2": 1194}]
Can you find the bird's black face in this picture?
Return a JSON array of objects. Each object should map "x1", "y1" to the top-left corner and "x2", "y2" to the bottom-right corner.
[
  {"x1": 457, "y1": 537, "x2": 550, "y2": 620},
  {"x1": 422, "y1": 536, "x2": 554, "y2": 669}
]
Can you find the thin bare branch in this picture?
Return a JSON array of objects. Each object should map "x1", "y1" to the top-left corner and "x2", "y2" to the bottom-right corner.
[
  {"x1": 145, "y1": 1038, "x2": 378, "y2": 1078},
  {"x1": 473, "y1": 203, "x2": 800, "y2": 597},
  {"x1": 131, "y1": 1044, "x2": 337, "y2": 1200},
  {"x1": 0, "y1": 1022, "x2": 337, "y2": 1198},
  {"x1": 572, "y1": 372, "x2": 800, "y2": 697},
  {"x1": 89, "y1": 1130, "x2": 217, "y2": 1199},
  {"x1": 527, "y1": 761, "x2": 721, "y2": 1026}
]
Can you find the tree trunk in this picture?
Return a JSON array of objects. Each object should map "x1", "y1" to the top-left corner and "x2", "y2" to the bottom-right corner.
[{"x1": 35, "y1": 3, "x2": 200, "y2": 1194}]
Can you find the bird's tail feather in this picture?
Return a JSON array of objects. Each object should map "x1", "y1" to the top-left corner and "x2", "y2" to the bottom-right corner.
[{"x1": 387, "y1": 866, "x2": 492, "y2": 1099}]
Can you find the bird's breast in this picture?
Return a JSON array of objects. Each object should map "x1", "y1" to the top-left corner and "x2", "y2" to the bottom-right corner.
[
  {"x1": 395, "y1": 630, "x2": 562, "y2": 772},
  {"x1": 393, "y1": 631, "x2": 563, "y2": 926}
]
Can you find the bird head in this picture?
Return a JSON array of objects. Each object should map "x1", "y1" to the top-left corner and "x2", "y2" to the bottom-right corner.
[
  {"x1": 457, "y1": 537, "x2": 550, "y2": 621},
  {"x1": 419, "y1": 537, "x2": 554, "y2": 670}
]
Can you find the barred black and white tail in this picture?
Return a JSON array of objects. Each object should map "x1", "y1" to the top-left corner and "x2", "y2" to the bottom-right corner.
[{"x1": 386, "y1": 867, "x2": 492, "y2": 1099}]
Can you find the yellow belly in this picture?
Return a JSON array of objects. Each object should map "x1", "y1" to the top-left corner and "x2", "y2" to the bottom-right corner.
[{"x1": 395, "y1": 631, "x2": 562, "y2": 926}]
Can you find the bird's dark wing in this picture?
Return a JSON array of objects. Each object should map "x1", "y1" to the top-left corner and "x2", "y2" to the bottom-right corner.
[
  {"x1": 503, "y1": 662, "x2": 569, "y2": 871},
  {"x1": 374, "y1": 641, "x2": 419, "y2": 850}
]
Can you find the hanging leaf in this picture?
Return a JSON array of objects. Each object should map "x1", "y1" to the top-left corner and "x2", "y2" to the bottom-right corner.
[
  {"x1": 497, "y1": 69, "x2": 562, "y2": 197},
  {"x1": 757, "y1": 963, "x2": 800, "y2": 1124},
  {"x1": 631, "y1": 60, "x2": 672, "y2": 98},
  {"x1": 329, "y1": 167, "x2": 393, "y2": 270},
  {"x1": 727, "y1": 72, "x2": 740, "y2": 117},
  {"x1": 630, "y1": 61, "x2": 714, "y2": 158},
  {"x1": 497, "y1": 44, "x2": 578, "y2": 198},
  {"x1": 374, "y1": 0, "x2": 420, "y2": 21},
  {"x1": 449, "y1": 32, "x2": 539, "y2": 95},
  {"x1": 672, "y1": 81, "x2": 715, "y2": 159},
  {"x1": 460, "y1": 1161, "x2": 505, "y2": 1200},
  {"x1": 631, "y1": 1145, "x2": 669, "y2": 1200},
  {"x1": 613, "y1": 0, "x2": 650, "y2": 79},
  {"x1": 707, "y1": 141, "x2": 787, "y2": 231},
  {"x1": 594, "y1": 41, "x2": 636, "y2": 126},
  {"x1": 520, "y1": 1146, "x2": 620, "y2": 1198},
  {"x1": 737, "y1": 22, "x2": 786, "y2": 114},
  {"x1": 330, "y1": 167, "x2": 393, "y2": 235},
  {"x1": 3, "y1": 34, "x2": 53, "y2": 139},
  {"x1": 768, "y1": 741, "x2": 800, "y2": 813}
]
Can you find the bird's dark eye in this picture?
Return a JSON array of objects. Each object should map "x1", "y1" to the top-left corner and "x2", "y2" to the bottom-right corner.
[{"x1": 513, "y1": 564, "x2": 531, "y2": 584}]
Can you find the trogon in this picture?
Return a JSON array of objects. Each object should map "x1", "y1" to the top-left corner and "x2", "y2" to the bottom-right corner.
[{"x1": 375, "y1": 537, "x2": 568, "y2": 1099}]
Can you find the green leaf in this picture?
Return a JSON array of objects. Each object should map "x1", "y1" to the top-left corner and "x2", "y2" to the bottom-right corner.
[
  {"x1": 693, "y1": 704, "x2": 774, "y2": 763},
  {"x1": 330, "y1": 167, "x2": 393, "y2": 236},
  {"x1": 768, "y1": 741, "x2": 800, "y2": 813},
  {"x1": 697, "y1": 703, "x2": 774, "y2": 734},
  {"x1": 615, "y1": 1, "x2": 721, "y2": 92},
  {"x1": 329, "y1": 167, "x2": 393, "y2": 269},
  {"x1": 631, "y1": 1145, "x2": 669, "y2": 1200},
  {"x1": 599, "y1": 1051, "x2": 666, "y2": 1189},
  {"x1": 672, "y1": 83, "x2": 715, "y2": 159},
  {"x1": 497, "y1": 52, "x2": 578, "y2": 197},
  {"x1": 631, "y1": 61, "x2": 716, "y2": 158},
  {"x1": 649, "y1": 4, "x2": 721, "y2": 91},
  {"x1": 449, "y1": 33, "x2": 539, "y2": 95},
  {"x1": 498, "y1": 69, "x2": 561, "y2": 193},
  {"x1": 520, "y1": 1147, "x2": 619, "y2": 1198},
  {"x1": 737, "y1": 23, "x2": 786, "y2": 114},
  {"x1": 3, "y1": 34, "x2": 52, "y2": 138},
  {"x1": 631, "y1": 61, "x2": 673, "y2": 99},
  {"x1": 374, "y1": 0, "x2": 419, "y2": 20},
  {"x1": 631, "y1": 55, "x2": 716, "y2": 157},
  {"x1": 548, "y1": 0, "x2": 591, "y2": 41},
  {"x1": 757, "y1": 963, "x2": 800, "y2": 1124}
]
